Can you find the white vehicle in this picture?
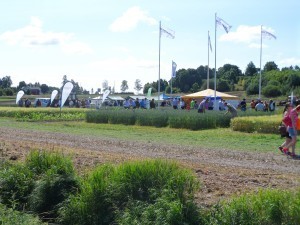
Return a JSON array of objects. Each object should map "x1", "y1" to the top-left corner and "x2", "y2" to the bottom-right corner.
[{"x1": 34, "y1": 98, "x2": 51, "y2": 107}]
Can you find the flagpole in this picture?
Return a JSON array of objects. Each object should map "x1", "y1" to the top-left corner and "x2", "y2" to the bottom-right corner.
[
  {"x1": 207, "y1": 31, "x2": 210, "y2": 89},
  {"x1": 259, "y1": 25, "x2": 262, "y2": 100},
  {"x1": 158, "y1": 21, "x2": 161, "y2": 105},
  {"x1": 171, "y1": 61, "x2": 173, "y2": 95},
  {"x1": 214, "y1": 13, "x2": 217, "y2": 109}
]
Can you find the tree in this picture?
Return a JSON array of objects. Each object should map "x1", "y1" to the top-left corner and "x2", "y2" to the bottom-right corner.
[
  {"x1": 17, "y1": 81, "x2": 27, "y2": 90},
  {"x1": 134, "y1": 79, "x2": 143, "y2": 93},
  {"x1": 120, "y1": 80, "x2": 129, "y2": 92},
  {"x1": 217, "y1": 64, "x2": 242, "y2": 84},
  {"x1": 263, "y1": 61, "x2": 279, "y2": 72},
  {"x1": 40, "y1": 84, "x2": 49, "y2": 94},
  {"x1": 102, "y1": 80, "x2": 109, "y2": 92},
  {"x1": 245, "y1": 61, "x2": 257, "y2": 76},
  {"x1": 1, "y1": 76, "x2": 12, "y2": 88}
]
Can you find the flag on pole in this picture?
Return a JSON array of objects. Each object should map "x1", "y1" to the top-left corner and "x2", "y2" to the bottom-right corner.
[
  {"x1": 208, "y1": 33, "x2": 212, "y2": 52},
  {"x1": 147, "y1": 88, "x2": 152, "y2": 98},
  {"x1": 216, "y1": 16, "x2": 232, "y2": 33},
  {"x1": 172, "y1": 61, "x2": 177, "y2": 78},
  {"x1": 60, "y1": 82, "x2": 73, "y2": 109},
  {"x1": 50, "y1": 90, "x2": 58, "y2": 104},
  {"x1": 102, "y1": 90, "x2": 110, "y2": 104},
  {"x1": 262, "y1": 29, "x2": 276, "y2": 39},
  {"x1": 16, "y1": 90, "x2": 24, "y2": 104},
  {"x1": 160, "y1": 26, "x2": 175, "y2": 39}
]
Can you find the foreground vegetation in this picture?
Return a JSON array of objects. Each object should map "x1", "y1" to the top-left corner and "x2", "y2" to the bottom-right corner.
[{"x1": 0, "y1": 150, "x2": 299, "y2": 225}]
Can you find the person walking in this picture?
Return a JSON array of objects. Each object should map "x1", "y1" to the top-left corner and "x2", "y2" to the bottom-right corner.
[
  {"x1": 282, "y1": 104, "x2": 300, "y2": 157},
  {"x1": 279, "y1": 103, "x2": 292, "y2": 154}
]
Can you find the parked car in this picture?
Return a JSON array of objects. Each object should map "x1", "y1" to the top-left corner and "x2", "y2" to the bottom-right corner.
[{"x1": 34, "y1": 98, "x2": 51, "y2": 107}]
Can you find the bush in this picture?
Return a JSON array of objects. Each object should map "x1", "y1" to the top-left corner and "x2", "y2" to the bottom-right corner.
[
  {"x1": 59, "y1": 160, "x2": 200, "y2": 225},
  {"x1": 231, "y1": 115, "x2": 280, "y2": 134},
  {"x1": 204, "y1": 189, "x2": 300, "y2": 225},
  {"x1": 262, "y1": 84, "x2": 281, "y2": 97},
  {"x1": 0, "y1": 162, "x2": 34, "y2": 210},
  {"x1": 0, "y1": 203, "x2": 45, "y2": 225}
]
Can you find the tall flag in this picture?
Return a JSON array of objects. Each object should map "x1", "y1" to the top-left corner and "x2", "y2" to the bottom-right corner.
[
  {"x1": 50, "y1": 90, "x2": 58, "y2": 104},
  {"x1": 262, "y1": 29, "x2": 276, "y2": 40},
  {"x1": 160, "y1": 26, "x2": 175, "y2": 39},
  {"x1": 60, "y1": 82, "x2": 73, "y2": 109},
  {"x1": 102, "y1": 90, "x2": 110, "y2": 104},
  {"x1": 208, "y1": 33, "x2": 213, "y2": 52},
  {"x1": 216, "y1": 16, "x2": 232, "y2": 33},
  {"x1": 258, "y1": 25, "x2": 276, "y2": 99},
  {"x1": 16, "y1": 90, "x2": 24, "y2": 104},
  {"x1": 147, "y1": 88, "x2": 152, "y2": 98},
  {"x1": 172, "y1": 61, "x2": 177, "y2": 78}
]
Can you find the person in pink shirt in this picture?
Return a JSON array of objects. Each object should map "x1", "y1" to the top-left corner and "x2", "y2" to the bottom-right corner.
[{"x1": 282, "y1": 104, "x2": 300, "y2": 157}]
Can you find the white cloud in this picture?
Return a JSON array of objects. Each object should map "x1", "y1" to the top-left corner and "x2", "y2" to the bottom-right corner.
[
  {"x1": 219, "y1": 25, "x2": 276, "y2": 48},
  {"x1": 62, "y1": 41, "x2": 93, "y2": 54},
  {"x1": 279, "y1": 57, "x2": 300, "y2": 67},
  {"x1": 109, "y1": 6, "x2": 157, "y2": 32},
  {"x1": 0, "y1": 16, "x2": 92, "y2": 54}
]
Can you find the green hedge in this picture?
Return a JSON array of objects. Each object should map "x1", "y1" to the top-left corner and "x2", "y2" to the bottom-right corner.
[{"x1": 231, "y1": 115, "x2": 281, "y2": 134}]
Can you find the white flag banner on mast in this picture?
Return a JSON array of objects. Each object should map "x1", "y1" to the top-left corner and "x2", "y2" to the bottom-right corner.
[
  {"x1": 172, "y1": 61, "x2": 177, "y2": 78},
  {"x1": 216, "y1": 16, "x2": 232, "y2": 33},
  {"x1": 208, "y1": 33, "x2": 213, "y2": 52},
  {"x1": 102, "y1": 90, "x2": 110, "y2": 104},
  {"x1": 50, "y1": 90, "x2": 58, "y2": 104},
  {"x1": 262, "y1": 29, "x2": 276, "y2": 40},
  {"x1": 16, "y1": 90, "x2": 24, "y2": 104},
  {"x1": 60, "y1": 82, "x2": 73, "y2": 109},
  {"x1": 160, "y1": 26, "x2": 175, "y2": 39}
]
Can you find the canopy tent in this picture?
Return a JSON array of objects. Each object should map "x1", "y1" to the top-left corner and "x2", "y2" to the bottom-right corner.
[{"x1": 181, "y1": 89, "x2": 238, "y2": 100}]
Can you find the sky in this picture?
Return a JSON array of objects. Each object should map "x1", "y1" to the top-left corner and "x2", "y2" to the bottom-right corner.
[{"x1": 0, "y1": 0, "x2": 299, "y2": 93}]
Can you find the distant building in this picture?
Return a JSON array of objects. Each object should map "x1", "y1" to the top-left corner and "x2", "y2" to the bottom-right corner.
[{"x1": 29, "y1": 87, "x2": 41, "y2": 95}]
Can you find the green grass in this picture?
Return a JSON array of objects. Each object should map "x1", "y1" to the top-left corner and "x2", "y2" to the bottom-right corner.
[{"x1": 0, "y1": 117, "x2": 283, "y2": 153}]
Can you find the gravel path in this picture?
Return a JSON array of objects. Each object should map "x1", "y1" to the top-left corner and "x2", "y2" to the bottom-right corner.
[{"x1": 1, "y1": 126, "x2": 299, "y2": 206}]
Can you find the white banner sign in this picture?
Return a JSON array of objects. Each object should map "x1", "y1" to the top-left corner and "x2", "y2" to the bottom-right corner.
[
  {"x1": 50, "y1": 90, "x2": 58, "y2": 104},
  {"x1": 16, "y1": 90, "x2": 25, "y2": 104},
  {"x1": 102, "y1": 90, "x2": 110, "y2": 104},
  {"x1": 60, "y1": 82, "x2": 73, "y2": 108}
]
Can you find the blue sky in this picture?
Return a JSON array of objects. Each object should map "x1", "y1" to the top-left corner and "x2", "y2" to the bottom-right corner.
[{"x1": 0, "y1": 0, "x2": 299, "y2": 93}]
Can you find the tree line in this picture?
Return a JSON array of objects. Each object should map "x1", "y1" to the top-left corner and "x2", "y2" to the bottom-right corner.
[{"x1": 1, "y1": 61, "x2": 300, "y2": 98}]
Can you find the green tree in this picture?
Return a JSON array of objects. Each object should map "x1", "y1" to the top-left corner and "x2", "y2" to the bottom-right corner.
[
  {"x1": 245, "y1": 61, "x2": 257, "y2": 76},
  {"x1": 217, "y1": 64, "x2": 242, "y2": 84},
  {"x1": 102, "y1": 80, "x2": 109, "y2": 92},
  {"x1": 120, "y1": 80, "x2": 129, "y2": 92},
  {"x1": 17, "y1": 81, "x2": 27, "y2": 91},
  {"x1": 263, "y1": 61, "x2": 279, "y2": 72},
  {"x1": 40, "y1": 84, "x2": 49, "y2": 94},
  {"x1": 134, "y1": 79, "x2": 143, "y2": 93},
  {"x1": 1, "y1": 76, "x2": 12, "y2": 88}
]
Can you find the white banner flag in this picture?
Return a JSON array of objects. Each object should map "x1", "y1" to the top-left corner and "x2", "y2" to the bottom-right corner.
[
  {"x1": 160, "y1": 27, "x2": 175, "y2": 39},
  {"x1": 208, "y1": 33, "x2": 213, "y2": 52},
  {"x1": 172, "y1": 61, "x2": 177, "y2": 78},
  {"x1": 16, "y1": 90, "x2": 24, "y2": 104},
  {"x1": 50, "y1": 90, "x2": 58, "y2": 104},
  {"x1": 147, "y1": 88, "x2": 152, "y2": 98},
  {"x1": 262, "y1": 29, "x2": 276, "y2": 39},
  {"x1": 60, "y1": 82, "x2": 73, "y2": 109},
  {"x1": 102, "y1": 90, "x2": 110, "y2": 104},
  {"x1": 216, "y1": 16, "x2": 232, "y2": 33}
]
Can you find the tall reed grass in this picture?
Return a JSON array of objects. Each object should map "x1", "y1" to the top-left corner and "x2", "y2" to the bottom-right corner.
[{"x1": 58, "y1": 160, "x2": 201, "y2": 225}]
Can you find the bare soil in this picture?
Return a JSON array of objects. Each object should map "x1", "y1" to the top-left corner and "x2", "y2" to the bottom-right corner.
[{"x1": 0, "y1": 126, "x2": 299, "y2": 207}]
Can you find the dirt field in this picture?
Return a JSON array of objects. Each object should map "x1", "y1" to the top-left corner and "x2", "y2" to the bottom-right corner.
[{"x1": 0, "y1": 126, "x2": 299, "y2": 207}]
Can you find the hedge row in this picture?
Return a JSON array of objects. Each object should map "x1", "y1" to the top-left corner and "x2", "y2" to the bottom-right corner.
[{"x1": 86, "y1": 109, "x2": 231, "y2": 130}]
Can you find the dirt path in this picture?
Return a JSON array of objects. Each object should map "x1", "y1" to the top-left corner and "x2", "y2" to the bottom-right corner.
[{"x1": 0, "y1": 126, "x2": 299, "y2": 207}]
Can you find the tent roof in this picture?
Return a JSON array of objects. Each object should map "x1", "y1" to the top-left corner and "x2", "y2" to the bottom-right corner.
[{"x1": 181, "y1": 89, "x2": 238, "y2": 100}]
